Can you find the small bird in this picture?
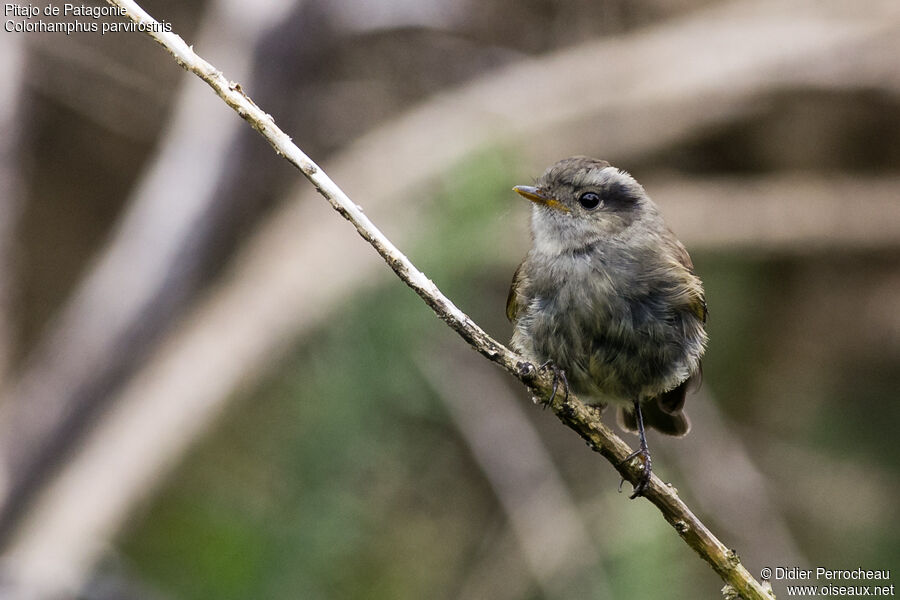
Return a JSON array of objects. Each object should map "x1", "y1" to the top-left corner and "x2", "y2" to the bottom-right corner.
[{"x1": 507, "y1": 156, "x2": 707, "y2": 497}]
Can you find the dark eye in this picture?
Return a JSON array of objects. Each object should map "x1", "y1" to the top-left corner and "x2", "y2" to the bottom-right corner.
[{"x1": 578, "y1": 191, "x2": 601, "y2": 210}]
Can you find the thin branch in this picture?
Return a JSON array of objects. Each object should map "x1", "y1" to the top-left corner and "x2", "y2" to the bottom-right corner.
[{"x1": 96, "y1": 1, "x2": 775, "y2": 598}]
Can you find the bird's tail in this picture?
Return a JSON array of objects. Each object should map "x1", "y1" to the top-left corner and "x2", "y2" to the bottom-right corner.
[{"x1": 616, "y1": 379, "x2": 692, "y2": 437}]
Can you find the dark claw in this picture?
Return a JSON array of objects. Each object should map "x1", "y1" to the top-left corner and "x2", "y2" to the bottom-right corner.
[
  {"x1": 516, "y1": 361, "x2": 536, "y2": 378},
  {"x1": 617, "y1": 398, "x2": 652, "y2": 499},
  {"x1": 617, "y1": 447, "x2": 652, "y2": 498},
  {"x1": 538, "y1": 360, "x2": 569, "y2": 407}
]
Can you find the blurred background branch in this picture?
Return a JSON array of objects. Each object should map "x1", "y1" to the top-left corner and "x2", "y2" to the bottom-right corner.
[
  {"x1": 417, "y1": 347, "x2": 610, "y2": 599},
  {"x1": 0, "y1": 0, "x2": 295, "y2": 546},
  {"x1": 0, "y1": 11, "x2": 27, "y2": 398},
  {"x1": 0, "y1": 0, "x2": 898, "y2": 598}
]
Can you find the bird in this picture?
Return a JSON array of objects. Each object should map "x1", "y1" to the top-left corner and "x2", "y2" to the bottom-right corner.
[{"x1": 506, "y1": 156, "x2": 707, "y2": 497}]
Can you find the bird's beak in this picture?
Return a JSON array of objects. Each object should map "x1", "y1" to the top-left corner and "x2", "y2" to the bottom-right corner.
[{"x1": 513, "y1": 185, "x2": 568, "y2": 212}]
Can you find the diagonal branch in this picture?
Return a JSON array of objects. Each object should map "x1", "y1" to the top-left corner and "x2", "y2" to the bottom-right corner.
[{"x1": 102, "y1": 1, "x2": 774, "y2": 598}]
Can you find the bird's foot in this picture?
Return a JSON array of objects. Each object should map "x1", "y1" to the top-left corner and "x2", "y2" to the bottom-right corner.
[
  {"x1": 617, "y1": 446, "x2": 652, "y2": 499},
  {"x1": 538, "y1": 360, "x2": 569, "y2": 407}
]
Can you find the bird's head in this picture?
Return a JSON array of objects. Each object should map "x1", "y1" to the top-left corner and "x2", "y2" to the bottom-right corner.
[{"x1": 513, "y1": 156, "x2": 660, "y2": 254}]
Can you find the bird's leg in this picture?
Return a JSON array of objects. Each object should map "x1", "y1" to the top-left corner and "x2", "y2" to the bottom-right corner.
[
  {"x1": 617, "y1": 399, "x2": 652, "y2": 499},
  {"x1": 538, "y1": 360, "x2": 569, "y2": 406}
]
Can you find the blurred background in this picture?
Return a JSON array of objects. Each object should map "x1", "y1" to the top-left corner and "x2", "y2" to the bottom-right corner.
[{"x1": 0, "y1": 0, "x2": 898, "y2": 598}]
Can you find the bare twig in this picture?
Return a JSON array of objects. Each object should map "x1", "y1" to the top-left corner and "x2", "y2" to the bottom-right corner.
[{"x1": 79, "y1": 1, "x2": 776, "y2": 598}]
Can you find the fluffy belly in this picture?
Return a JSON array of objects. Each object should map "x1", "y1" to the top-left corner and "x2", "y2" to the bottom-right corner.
[{"x1": 511, "y1": 292, "x2": 699, "y2": 405}]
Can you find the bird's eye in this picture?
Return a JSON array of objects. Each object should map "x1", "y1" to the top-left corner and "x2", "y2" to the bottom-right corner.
[{"x1": 578, "y1": 191, "x2": 601, "y2": 210}]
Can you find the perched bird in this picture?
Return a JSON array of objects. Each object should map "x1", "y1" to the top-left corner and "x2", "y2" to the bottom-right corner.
[{"x1": 507, "y1": 156, "x2": 707, "y2": 497}]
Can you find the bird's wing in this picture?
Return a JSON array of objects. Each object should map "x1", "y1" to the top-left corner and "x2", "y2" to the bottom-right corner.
[
  {"x1": 506, "y1": 261, "x2": 526, "y2": 322},
  {"x1": 668, "y1": 232, "x2": 708, "y2": 324}
]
